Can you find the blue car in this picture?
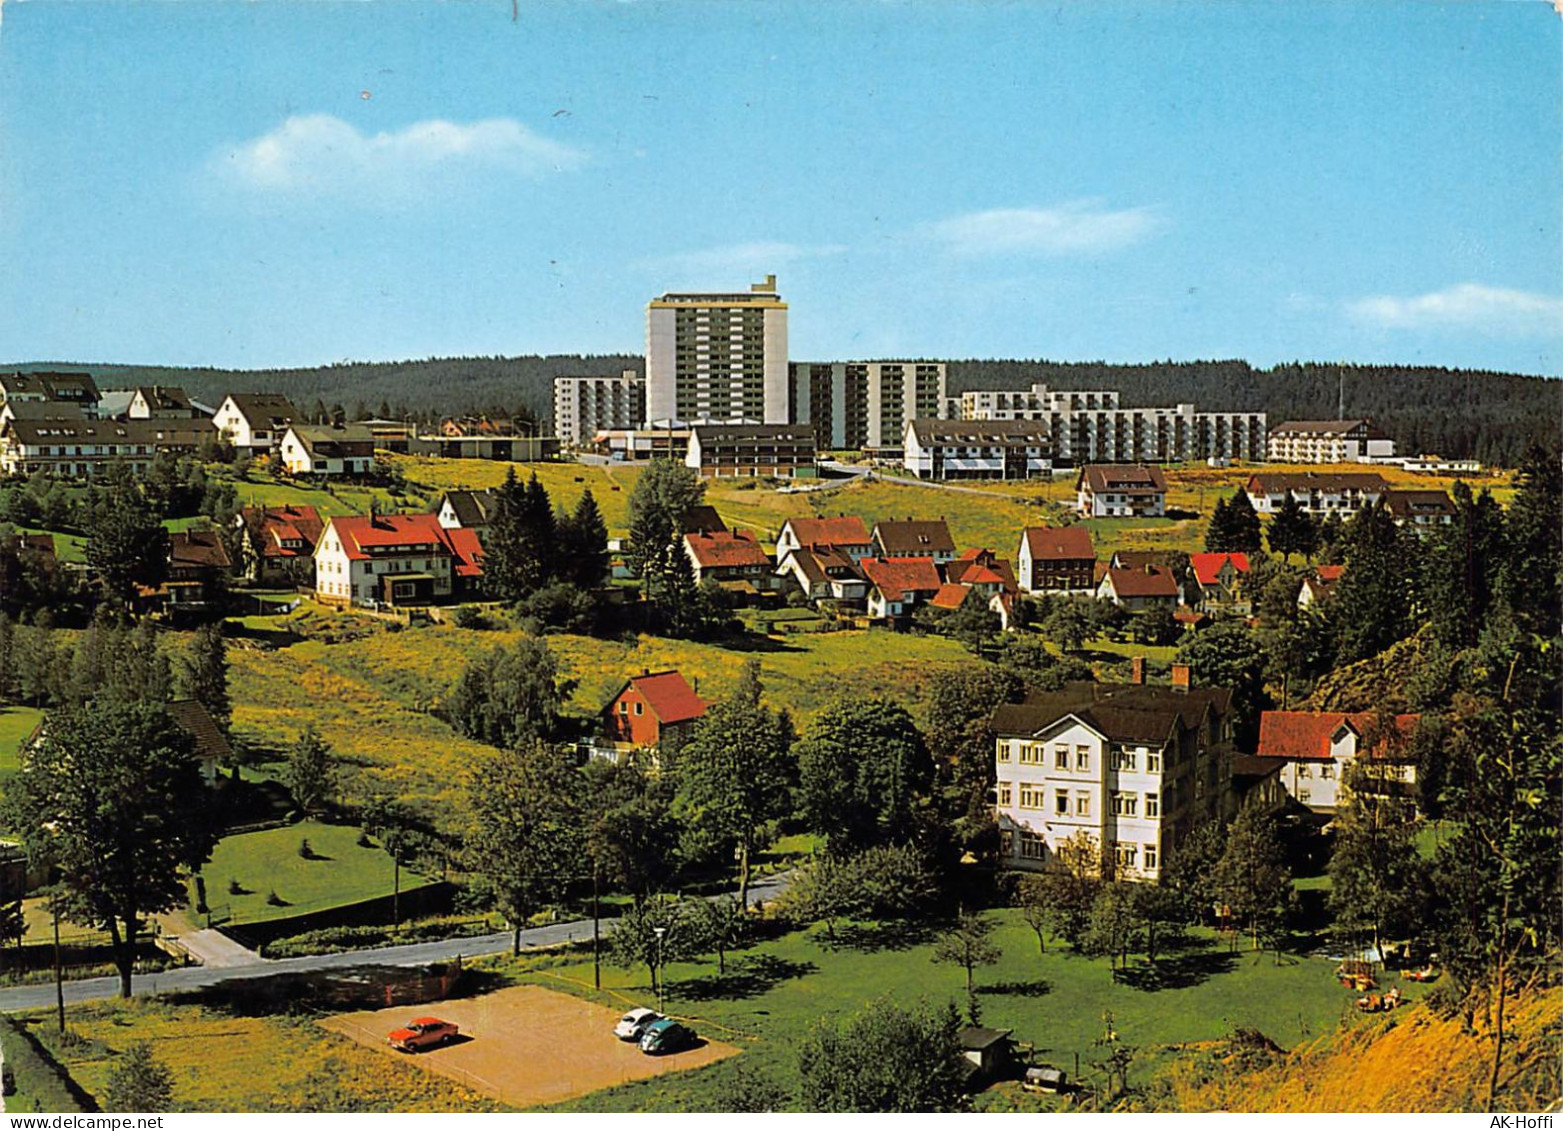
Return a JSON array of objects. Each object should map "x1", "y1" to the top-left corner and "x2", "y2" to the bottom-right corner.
[{"x1": 638, "y1": 1018, "x2": 696, "y2": 1055}]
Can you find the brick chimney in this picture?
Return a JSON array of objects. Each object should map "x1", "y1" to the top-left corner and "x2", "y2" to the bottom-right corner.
[
  {"x1": 1171, "y1": 663, "x2": 1191, "y2": 693},
  {"x1": 1130, "y1": 656, "x2": 1146, "y2": 685}
]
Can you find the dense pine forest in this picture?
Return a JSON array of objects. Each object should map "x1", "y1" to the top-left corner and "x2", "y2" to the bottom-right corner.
[{"x1": 10, "y1": 355, "x2": 1558, "y2": 466}]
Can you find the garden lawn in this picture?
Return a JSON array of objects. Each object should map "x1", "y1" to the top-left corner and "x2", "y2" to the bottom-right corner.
[
  {"x1": 21, "y1": 997, "x2": 502, "y2": 1113},
  {"x1": 0, "y1": 705, "x2": 43, "y2": 781},
  {"x1": 15, "y1": 527, "x2": 84, "y2": 563},
  {"x1": 197, "y1": 820, "x2": 431, "y2": 925},
  {"x1": 488, "y1": 908, "x2": 1380, "y2": 1112}
]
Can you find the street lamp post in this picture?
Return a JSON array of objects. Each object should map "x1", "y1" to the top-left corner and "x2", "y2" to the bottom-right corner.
[{"x1": 652, "y1": 926, "x2": 667, "y2": 1013}]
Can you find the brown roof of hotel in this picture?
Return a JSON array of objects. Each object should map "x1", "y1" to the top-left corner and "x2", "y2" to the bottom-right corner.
[{"x1": 1022, "y1": 525, "x2": 1096, "y2": 561}]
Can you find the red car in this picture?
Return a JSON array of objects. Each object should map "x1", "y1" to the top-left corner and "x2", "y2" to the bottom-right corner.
[{"x1": 388, "y1": 1017, "x2": 460, "y2": 1052}]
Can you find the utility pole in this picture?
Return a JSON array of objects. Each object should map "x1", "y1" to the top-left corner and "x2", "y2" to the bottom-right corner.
[
  {"x1": 592, "y1": 867, "x2": 601, "y2": 991},
  {"x1": 51, "y1": 892, "x2": 64, "y2": 1034}
]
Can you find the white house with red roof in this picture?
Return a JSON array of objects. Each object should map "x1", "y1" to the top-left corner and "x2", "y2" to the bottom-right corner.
[
  {"x1": 776, "y1": 543, "x2": 867, "y2": 603},
  {"x1": 859, "y1": 556, "x2": 943, "y2": 619},
  {"x1": 775, "y1": 515, "x2": 873, "y2": 562},
  {"x1": 313, "y1": 512, "x2": 483, "y2": 607},
  {"x1": 1298, "y1": 564, "x2": 1344, "y2": 610},
  {"x1": 682, "y1": 529, "x2": 780, "y2": 595},
  {"x1": 595, "y1": 669, "x2": 709, "y2": 762},
  {"x1": 1257, "y1": 710, "x2": 1420, "y2": 813}
]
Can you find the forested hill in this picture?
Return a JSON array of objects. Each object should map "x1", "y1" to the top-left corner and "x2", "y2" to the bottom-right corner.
[{"x1": 11, "y1": 355, "x2": 1558, "y2": 466}]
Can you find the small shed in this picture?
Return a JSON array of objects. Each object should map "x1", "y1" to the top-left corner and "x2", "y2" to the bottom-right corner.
[{"x1": 957, "y1": 1026, "x2": 1014, "y2": 1087}]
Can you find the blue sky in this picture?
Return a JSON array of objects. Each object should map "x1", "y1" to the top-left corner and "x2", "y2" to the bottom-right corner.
[{"x1": 0, "y1": 1, "x2": 1558, "y2": 375}]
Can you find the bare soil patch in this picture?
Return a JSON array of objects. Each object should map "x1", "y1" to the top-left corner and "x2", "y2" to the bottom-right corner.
[{"x1": 322, "y1": 984, "x2": 739, "y2": 1108}]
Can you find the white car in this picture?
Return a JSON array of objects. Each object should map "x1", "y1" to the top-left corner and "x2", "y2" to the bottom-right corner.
[{"x1": 614, "y1": 1007, "x2": 663, "y2": 1041}]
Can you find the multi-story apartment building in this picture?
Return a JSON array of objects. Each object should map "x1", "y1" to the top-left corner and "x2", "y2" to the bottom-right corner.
[
  {"x1": 1245, "y1": 471, "x2": 1390, "y2": 517},
  {"x1": 901, "y1": 419, "x2": 1052, "y2": 480},
  {"x1": 684, "y1": 423, "x2": 817, "y2": 479},
  {"x1": 789, "y1": 361, "x2": 947, "y2": 452},
  {"x1": 645, "y1": 275, "x2": 788, "y2": 426},
  {"x1": 956, "y1": 383, "x2": 1264, "y2": 464},
  {"x1": 553, "y1": 369, "x2": 645, "y2": 447},
  {"x1": 1266, "y1": 419, "x2": 1396, "y2": 464},
  {"x1": 0, "y1": 416, "x2": 214, "y2": 477},
  {"x1": 991, "y1": 665, "x2": 1233, "y2": 879},
  {"x1": 0, "y1": 371, "x2": 101, "y2": 417}
]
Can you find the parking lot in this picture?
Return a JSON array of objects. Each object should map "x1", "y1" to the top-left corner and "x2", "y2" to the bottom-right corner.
[{"x1": 321, "y1": 984, "x2": 740, "y2": 1108}]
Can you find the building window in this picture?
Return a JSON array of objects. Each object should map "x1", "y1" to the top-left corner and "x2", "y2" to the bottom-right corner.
[
  {"x1": 1144, "y1": 793, "x2": 1160, "y2": 818},
  {"x1": 1113, "y1": 747, "x2": 1138, "y2": 772},
  {"x1": 617, "y1": 702, "x2": 628, "y2": 714},
  {"x1": 1055, "y1": 790, "x2": 1069, "y2": 816},
  {"x1": 1298, "y1": 764, "x2": 1312, "y2": 779},
  {"x1": 1114, "y1": 842, "x2": 1138, "y2": 870},
  {"x1": 996, "y1": 782, "x2": 1012, "y2": 807},
  {"x1": 1054, "y1": 744, "x2": 1068, "y2": 769},
  {"x1": 997, "y1": 741, "x2": 1011, "y2": 763},
  {"x1": 1147, "y1": 750, "x2": 1162, "y2": 773},
  {"x1": 999, "y1": 830, "x2": 1014, "y2": 857},
  {"x1": 634, "y1": 703, "x2": 643, "y2": 715},
  {"x1": 1111, "y1": 792, "x2": 1138, "y2": 817},
  {"x1": 1143, "y1": 845, "x2": 1159, "y2": 870},
  {"x1": 1019, "y1": 783, "x2": 1044, "y2": 810},
  {"x1": 1320, "y1": 763, "x2": 1334, "y2": 779},
  {"x1": 1019, "y1": 742, "x2": 1043, "y2": 765},
  {"x1": 1076, "y1": 745, "x2": 1090, "y2": 772},
  {"x1": 1075, "y1": 792, "x2": 1091, "y2": 817},
  {"x1": 1019, "y1": 832, "x2": 1047, "y2": 861}
]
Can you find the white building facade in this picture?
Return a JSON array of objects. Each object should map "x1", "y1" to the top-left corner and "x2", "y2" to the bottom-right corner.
[
  {"x1": 553, "y1": 370, "x2": 645, "y2": 447},
  {"x1": 790, "y1": 361, "x2": 947, "y2": 451},
  {"x1": 645, "y1": 276, "x2": 788, "y2": 426}
]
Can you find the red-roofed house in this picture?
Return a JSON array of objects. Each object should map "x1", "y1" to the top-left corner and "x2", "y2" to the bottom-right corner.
[
  {"x1": 1188, "y1": 552, "x2": 1251, "y2": 611},
  {"x1": 1096, "y1": 564, "x2": 1180, "y2": 611},
  {"x1": 682, "y1": 529, "x2": 780, "y2": 594},
  {"x1": 775, "y1": 515, "x2": 872, "y2": 562},
  {"x1": 314, "y1": 512, "x2": 483, "y2": 607},
  {"x1": 1017, "y1": 526, "x2": 1096, "y2": 594},
  {"x1": 238, "y1": 504, "x2": 325, "y2": 585},
  {"x1": 859, "y1": 556, "x2": 943, "y2": 619},
  {"x1": 1298, "y1": 564, "x2": 1344, "y2": 611},
  {"x1": 1257, "y1": 710, "x2": 1420, "y2": 812},
  {"x1": 596, "y1": 670, "x2": 709, "y2": 762}
]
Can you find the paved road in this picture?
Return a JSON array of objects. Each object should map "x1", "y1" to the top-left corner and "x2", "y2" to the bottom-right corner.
[{"x1": 0, "y1": 874, "x2": 790, "y2": 1014}]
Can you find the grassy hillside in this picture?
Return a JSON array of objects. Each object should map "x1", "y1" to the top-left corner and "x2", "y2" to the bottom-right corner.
[{"x1": 1151, "y1": 986, "x2": 1561, "y2": 1112}]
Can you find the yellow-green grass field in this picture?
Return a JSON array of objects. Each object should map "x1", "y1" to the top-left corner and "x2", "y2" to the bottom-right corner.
[
  {"x1": 195, "y1": 820, "x2": 430, "y2": 925},
  {"x1": 23, "y1": 997, "x2": 503, "y2": 1113},
  {"x1": 0, "y1": 705, "x2": 43, "y2": 780},
  {"x1": 227, "y1": 616, "x2": 974, "y2": 812}
]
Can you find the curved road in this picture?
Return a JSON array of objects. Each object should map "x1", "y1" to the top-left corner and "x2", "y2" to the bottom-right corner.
[{"x1": 0, "y1": 873, "x2": 791, "y2": 1014}]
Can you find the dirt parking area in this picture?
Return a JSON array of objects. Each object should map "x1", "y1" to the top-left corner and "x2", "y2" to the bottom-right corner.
[{"x1": 321, "y1": 984, "x2": 740, "y2": 1108}]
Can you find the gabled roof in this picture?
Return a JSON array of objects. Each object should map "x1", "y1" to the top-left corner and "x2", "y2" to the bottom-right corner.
[
  {"x1": 945, "y1": 549, "x2": 1017, "y2": 593},
  {"x1": 132, "y1": 386, "x2": 194, "y2": 412},
  {"x1": 1189, "y1": 552, "x2": 1251, "y2": 586},
  {"x1": 1382, "y1": 490, "x2": 1456, "y2": 518},
  {"x1": 859, "y1": 555, "x2": 944, "y2": 601},
  {"x1": 1077, "y1": 464, "x2": 1168, "y2": 494},
  {"x1": 683, "y1": 529, "x2": 771, "y2": 569},
  {"x1": 1101, "y1": 565, "x2": 1179, "y2": 599},
  {"x1": 445, "y1": 526, "x2": 485, "y2": 578},
  {"x1": 0, "y1": 371, "x2": 100, "y2": 403},
  {"x1": 165, "y1": 699, "x2": 232, "y2": 764},
  {"x1": 1, "y1": 533, "x2": 55, "y2": 558},
  {"x1": 1021, "y1": 525, "x2": 1095, "y2": 562},
  {"x1": 689, "y1": 423, "x2": 818, "y2": 444},
  {"x1": 222, "y1": 393, "x2": 297, "y2": 426},
  {"x1": 440, "y1": 489, "x2": 502, "y2": 528},
  {"x1": 929, "y1": 582, "x2": 976, "y2": 610},
  {"x1": 1257, "y1": 710, "x2": 1420, "y2": 762},
  {"x1": 781, "y1": 515, "x2": 870, "y2": 547},
  {"x1": 610, "y1": 670, "x2": 708, "y2": 725},
  {"x1": 1316, "y1": 564, "x2": 1345, "y2": 582},
  {"x1": 2, "y1": 418, "x2": 213, "y2": 446},
  {"x1": 241, "y1": 504, "x2": 325, "y2": 557},
  {"x1": 992, "y1": 681, "x2": 1231, "y2": 745},
  {"x1": 872, "y1": 518, "x2": 955, "y2": 556},
  {"x1": 1270, "y1": 419, "x2": 1375, "y2": 436},
  {"x1": 169, "y1": 530, "x2": 231, "y2": 570},
  {"x1": 780, "y1": 544, "x2": 862, "y2": 585},
  {"x1": 0, "y1": 399, "x2": 87, "y2": 423},
  {"x1": 680, "y1": 505, "x2": 727, "y2": 535},
  {"x1": 1246, "y1": 471, "x2": 1391, "y2": 494},
  {"x1": 287, "y1": 423, "x2": 374, "y2": 457},
  {"x1": 326, "y1": 513, "x2": 454, "y2": 560},
  {"x1": 907, "y1": 418, "x2": 1052, "y2": 446}
]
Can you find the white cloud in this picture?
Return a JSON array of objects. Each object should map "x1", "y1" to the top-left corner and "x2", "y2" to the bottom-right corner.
[
  {"x1": 928, "y1": 201, "x2": 1161, "y2": 257},
  {"x1": 215, "y1": 114, "x2": 586, "y2": 197},
  {"x1": 1348, "y1": 283, "x2": 1563, "y2": 336},
  {"x1": 635, "y1": 240, "x2": 847, "y2": 279}
]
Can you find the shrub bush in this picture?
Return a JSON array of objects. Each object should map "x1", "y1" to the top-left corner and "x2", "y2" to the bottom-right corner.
[{"x1": 258, "y1": 913, "x2": 503, "y2": 959}]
